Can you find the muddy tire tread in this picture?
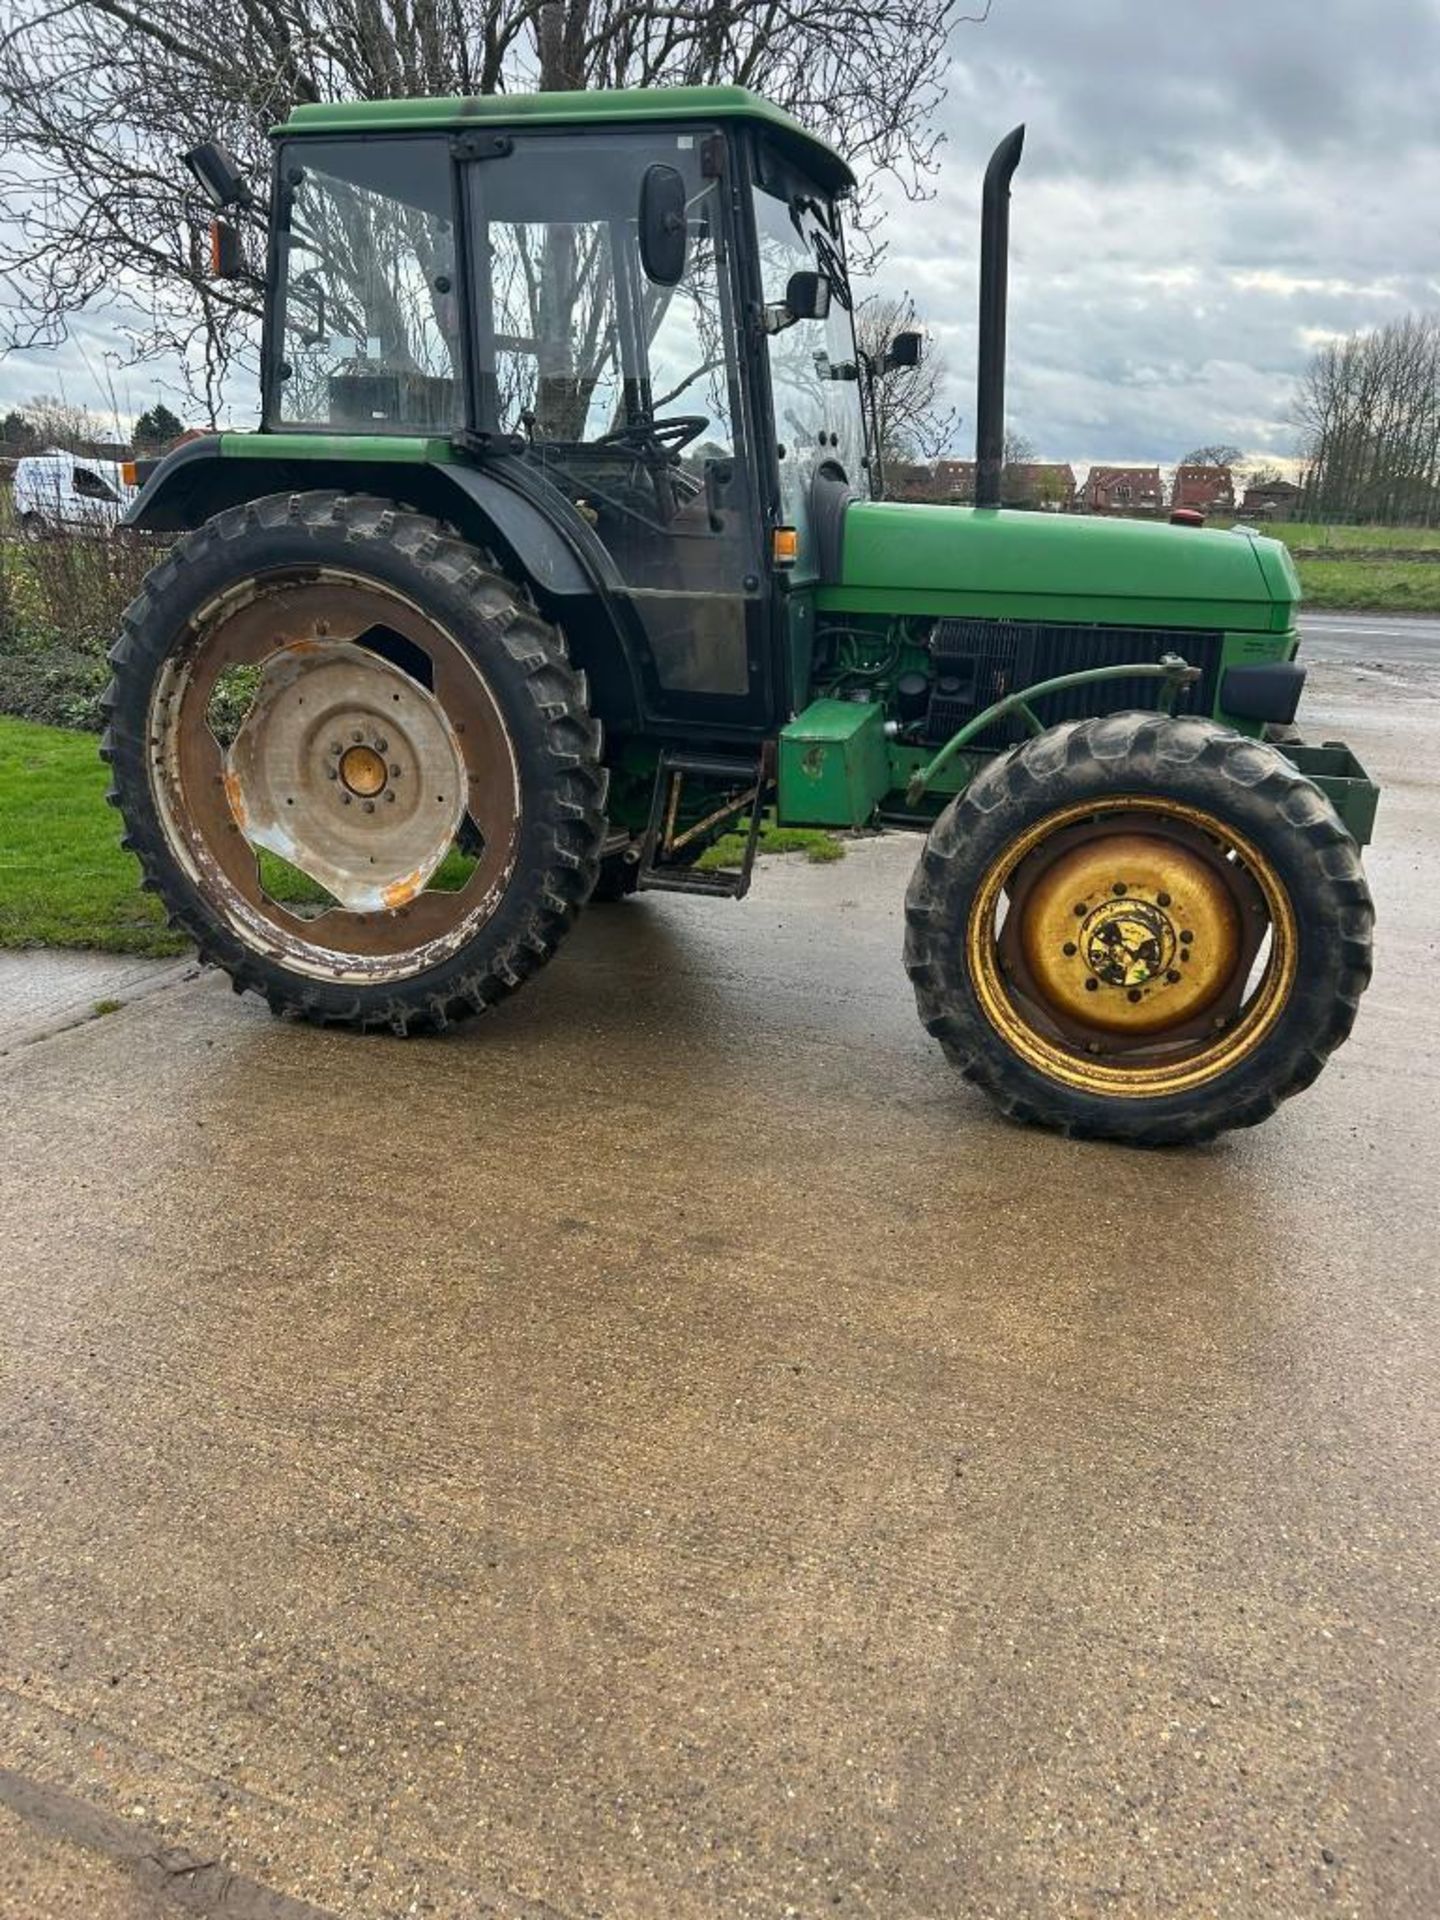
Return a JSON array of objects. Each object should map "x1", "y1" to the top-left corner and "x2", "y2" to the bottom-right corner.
[{"x1": 103, "y1": 490, "x2": 606, "y2": 1034}]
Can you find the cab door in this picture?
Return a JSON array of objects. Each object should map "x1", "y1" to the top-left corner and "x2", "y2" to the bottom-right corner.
[{"x1": 463, "y1": 126, "x2": 774, "y2": 731}]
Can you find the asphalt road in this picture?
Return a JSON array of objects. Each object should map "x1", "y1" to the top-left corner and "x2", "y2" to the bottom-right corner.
[
  {"x1": 1300, "y1": 609, "x2": 1440, "y2": 667},
  {"x1": 1, "y1": 660, "x2": 1437, "y2": 1920}
]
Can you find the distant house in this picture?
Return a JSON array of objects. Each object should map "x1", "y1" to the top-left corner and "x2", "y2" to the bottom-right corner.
[
  {"x1": 922, "y1": 459, "x2": 1076, "y2": 509},
  {"x1": 1004, "y1": 463, "x2": 1077, "y2": 511},
  {"x1": 1085, "y1": 466, "x2": 1165, "y2": 515},
  {"x1": 1172, "y1": 464, "x2": 1235, "y2": 515},
  {"x1": 1241, "y1": 478, "x2": 1304, "y2": 521},
  {"x1": 933, "y1": 459, "x2": 976, "y2": 500}
]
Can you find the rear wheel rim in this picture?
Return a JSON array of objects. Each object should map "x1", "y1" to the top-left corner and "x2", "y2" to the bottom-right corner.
[
  {"x1": 147, "y1": 569, "x2": 522, "y2": 986},
  {"x1": 966, "y1": 795, "x2": 1298, "y2": 1098}
]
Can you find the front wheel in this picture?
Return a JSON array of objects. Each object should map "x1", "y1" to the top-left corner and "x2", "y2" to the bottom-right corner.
[{"x1": 904, "y1": 712, "x2": 1374, "y2": 1145}]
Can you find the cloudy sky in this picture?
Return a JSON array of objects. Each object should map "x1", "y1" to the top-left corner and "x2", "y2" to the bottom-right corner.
[
  {"x1": 3, "y1": 0, "x2": 1436, "y2": 470},
  {"x1": 871, "y1": 0, "x2": 1440, "y2": 469}
]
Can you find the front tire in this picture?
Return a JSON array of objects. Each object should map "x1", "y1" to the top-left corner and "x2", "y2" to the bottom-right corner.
[
  {"x1": 904, "y1": 712, "x2": 1373, "y2": 1145},
  {"x1": 103, "y1": 491, "x2": 606, "y2": 1032}
]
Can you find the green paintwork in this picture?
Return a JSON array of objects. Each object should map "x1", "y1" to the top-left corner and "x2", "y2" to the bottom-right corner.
[
  {"x1": 822, "y1": 504, "x2": 1298, "y2": 636},
  {"x1": 280, "y1": 84, "x2": 854, "y2": 190},
  {"x1": 777, "y1": 700, "x2": 889, "y2": 828},
  {"x1": 219, "y1": 431, "x2": 452, "y2": 463},
  {"x1": 1278, "y1": 742, "x2": 1380, "y2": 846}
]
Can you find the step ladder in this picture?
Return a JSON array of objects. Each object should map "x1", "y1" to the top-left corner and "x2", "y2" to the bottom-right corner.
[{"x1": 636, "y1": 747, "x2": 771, "y2": 899}]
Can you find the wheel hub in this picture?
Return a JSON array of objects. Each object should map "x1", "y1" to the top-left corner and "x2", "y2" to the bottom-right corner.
[
  {"x1": 224, "y1": 641, "x2": 469, "y2": 912},
  {"x1": 1017, "y1": 829, "x2": 1242, "y2": 1035},
  {"x1": 339, "y1": 743, "x2": 389, "y2": 797}
]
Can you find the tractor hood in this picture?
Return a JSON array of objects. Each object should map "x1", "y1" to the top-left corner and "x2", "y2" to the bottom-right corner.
[{"x1": 820, "y1": 503, "x2": 1300, "y2": 635}]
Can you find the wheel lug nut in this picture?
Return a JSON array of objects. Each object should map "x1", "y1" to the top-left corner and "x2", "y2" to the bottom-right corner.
[
  {"x1": 326, "y1": 767, "x2": 338, "y2": 781},
  {"x1": 389, "y1": 763, "x2": 401, "y2": 778},
  {"x1": 363, "y1": 799, "x2": 376, "y2": 814},
  {"x1": 386, "y1": 791, "x2": 397, "y2": 804},
  {"x1": 352, "y1": 729, "x2": 363, "y2": 744},
  {"x1": 342, "y1": 793, "x2": 352, "y2": 805},
  {"x1": 1127, "y1": 988, "x2": 1142, "y2": 1003},
  {"x1": 1073, "y1": 902, "x2": 1087, "y2": 917},
  {"x1": 1156, "y1": 891, "x2": 1171, "y2": 907},
  {"x1": 1166, "y1": 969, "x2": 1182, "y2": 983},
  {"x1": 1180, "y1": 929, "x2": 1194, "y2": 944},
  {"x1": 1084, "y1": 978, "x2": 1099, "y2": 993},
  {"x1": 329, "y1": 740, "x2": 342, "y2": 756},
  {"x1": 1113, "y1": 882, "x2": 1127, "y2": 896},
  {"x1": 375, "y1": 737, "x2": 389, "y2": 753}
]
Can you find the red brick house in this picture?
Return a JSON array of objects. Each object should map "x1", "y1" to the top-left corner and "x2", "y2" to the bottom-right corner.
[
  {"x1": 1085, "y1": 466, "x2": 1164, "y2": 515},
  {"x1": 1172, "y1": 464, "x2": 1235, "y2": 515}
]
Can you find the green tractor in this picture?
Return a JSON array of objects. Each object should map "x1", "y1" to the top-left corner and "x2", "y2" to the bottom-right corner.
[{"x1": 108, "y1": 87, "x2": 1377, "y2": 1144}]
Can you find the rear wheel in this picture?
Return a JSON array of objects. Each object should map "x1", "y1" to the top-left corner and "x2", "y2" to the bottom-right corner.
[
  {"x1": 904, "y1": 712, "x2": 1373, "y2": 1144},
  {"x1": 103, "y1": 491, "x2": 606, "y2": 1031}
]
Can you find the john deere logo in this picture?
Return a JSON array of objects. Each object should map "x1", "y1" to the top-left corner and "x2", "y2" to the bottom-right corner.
[{"x1": 1081, "y1": 897, "x2": 1177, "y2": 988}]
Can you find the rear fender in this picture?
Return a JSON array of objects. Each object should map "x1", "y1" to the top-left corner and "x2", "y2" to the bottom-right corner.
[{"x1": 124, "y1": 440, "x2": 645, "y2": 728}]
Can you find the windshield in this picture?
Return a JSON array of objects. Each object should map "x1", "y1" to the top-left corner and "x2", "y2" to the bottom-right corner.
[{"x1": 751, "y1": 159, "x2": 867, "y2": 566}]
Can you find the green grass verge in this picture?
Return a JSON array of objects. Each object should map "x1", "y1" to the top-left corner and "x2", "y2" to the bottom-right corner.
[
  {"x1": 1294, "y1": 558, "x2": 1440, "y2": 613},
  {"x1": 0, "y1": 714, "x2": 846, "y2": 953},
  {"x1": 1268, "y1": 522, "x2": 1440, "y2": 552},
  {"x1": 0, "y1": 715, "x2": 187, "y2": 955},
  {"x1": 697, "y1": 822, "x2": 845, "y2": 870}
]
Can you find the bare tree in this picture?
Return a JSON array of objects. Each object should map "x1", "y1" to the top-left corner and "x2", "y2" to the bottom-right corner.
[
  {"x1": 15, "y1": 393, "x2": 109, "y2": 451},
  {"x1": 1182, "y1": 442, "x2": 1244, "y2": 468},
  {"x1": 1294, "y1": 314, "x2": 1440, "y2": 525},
  {"x1": 856, "y1": 291, "x2": 960, "y2": 476},
  {"x1": 0, "y1": 0, "x2": 982, "y2": 421}
]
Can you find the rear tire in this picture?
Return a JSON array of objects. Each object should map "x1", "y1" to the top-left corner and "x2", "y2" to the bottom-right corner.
[
  {"x1": 904, "y1": 712, "x2": 1373, "y2": 1145},
  {"x1": 103, "y1": 491, "x2": 607, "y2": 1033}
]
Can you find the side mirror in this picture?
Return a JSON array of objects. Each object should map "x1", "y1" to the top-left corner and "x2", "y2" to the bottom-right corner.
[
  {"x1": 183, "y1": 140, "x2": 253, "y2": 211},
  {"x1": 785, "y1": 270, "x2": 831, "y2": 322},
  {"x1": 639, "y1": 164, "x2": 687, "y2": 286},
  {"x1": 883, "y1": 330, "x2": 923, "y2": 372}
]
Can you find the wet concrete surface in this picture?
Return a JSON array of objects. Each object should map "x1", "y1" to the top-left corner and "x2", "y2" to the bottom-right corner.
[
  {"x1": 0, "y1": 951, "x2": 195, "y2": 1058},
  {"x1": 1, "y1": 660, "x2": 1437, "y2": 1919}
]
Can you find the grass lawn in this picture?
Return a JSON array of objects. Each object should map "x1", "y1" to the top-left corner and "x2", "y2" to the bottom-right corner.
[
  {"x1": 1294, "y1": 558, "x2": 1440, "y2": 613},
  {"x1": 0, "y1": 715, "x2": 187, "y2": 955},
  {"x1": 0, "y1": 714, "x2": 845, "y2": 953}
]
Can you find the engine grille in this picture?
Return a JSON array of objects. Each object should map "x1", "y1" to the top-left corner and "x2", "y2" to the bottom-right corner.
[{"x1": 924, "y1": 619, "x2": 1224, "y2": 749}]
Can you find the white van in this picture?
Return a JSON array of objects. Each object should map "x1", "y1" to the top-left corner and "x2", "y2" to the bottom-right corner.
[{"x1": 11, "y1": 450, "x2": 139, "y2": 535}]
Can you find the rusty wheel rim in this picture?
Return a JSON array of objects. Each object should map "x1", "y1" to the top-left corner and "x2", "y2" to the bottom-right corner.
[
  {"x1": 147, "y1": 569, "x2": 521, "y2": 986},
  {"x1": 967, "y1": 797, "x2": 1298, "y2": 1098}
]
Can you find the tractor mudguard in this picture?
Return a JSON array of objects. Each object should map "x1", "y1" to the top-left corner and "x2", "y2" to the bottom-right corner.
[{"x1": 123, "y1": 436, "x2": 647, "y2": 728}]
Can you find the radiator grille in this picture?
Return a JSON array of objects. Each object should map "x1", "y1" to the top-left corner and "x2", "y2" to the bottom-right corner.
[{"x1": 924, "y1": 620, "x2": 1224, "y2": 749}]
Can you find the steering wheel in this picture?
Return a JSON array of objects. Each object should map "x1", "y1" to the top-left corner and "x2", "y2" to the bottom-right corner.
[{"x1": 596, "y1": 414, "x2": 710, "y2": 454}]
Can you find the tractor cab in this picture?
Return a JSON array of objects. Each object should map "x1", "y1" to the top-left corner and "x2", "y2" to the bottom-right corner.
[{"x1": 262, "y1": 90, "x2": 865, "y2": 728}]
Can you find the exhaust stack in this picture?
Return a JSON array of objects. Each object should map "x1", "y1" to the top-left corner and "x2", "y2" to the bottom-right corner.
[{"x1": 974, "y1": 124, "x2": 1026, "y2": 511}]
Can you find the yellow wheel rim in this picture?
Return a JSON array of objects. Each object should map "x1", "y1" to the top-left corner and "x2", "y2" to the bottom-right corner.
[{"x1": 966, "y1": 796, "x2": 1298, "y2": 1099}]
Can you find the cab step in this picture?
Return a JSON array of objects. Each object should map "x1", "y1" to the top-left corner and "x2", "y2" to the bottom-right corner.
[{"x1": 636, "y1": 747, "x2": 771, "y2": 900}]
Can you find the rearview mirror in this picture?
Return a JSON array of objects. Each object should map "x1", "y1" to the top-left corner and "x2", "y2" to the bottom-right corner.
[
  {"x1": 883, "y1": 330, "x2": 923, "y2": 372},
  {"x1": 639, "y1": 164, "x2": 687, "y2": 286},
  {"x1": 784, "y1": 270, "x2": 831, "y2": 322}
]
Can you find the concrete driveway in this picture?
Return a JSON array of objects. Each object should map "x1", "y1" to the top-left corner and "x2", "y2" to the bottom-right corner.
[{"x1": 1, "y1": 661, "x2": 1437, "y2": 1919}]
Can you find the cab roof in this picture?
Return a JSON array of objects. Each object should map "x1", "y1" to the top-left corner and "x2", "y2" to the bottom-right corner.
[{"x1": 280, "y1": 85, "x2": 855, "y2": 191}]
